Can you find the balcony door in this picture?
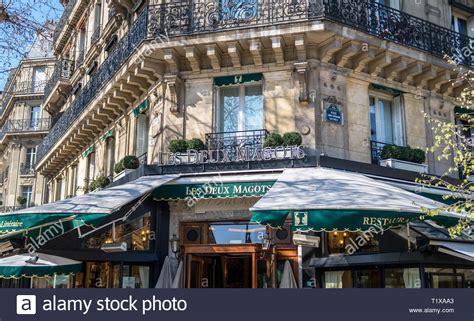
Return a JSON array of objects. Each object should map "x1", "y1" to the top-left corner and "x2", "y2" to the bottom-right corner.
[
  {"x1": 30, "y1": 106, "x2": 41, "y2": 129},
  {"x1": 369, "y1": 93, "x2": 404, "y2": 146},
  {"x1": 218, "y1": 83, "x2": 263, "y2": 133},
  {"x1": 32, "y1": 66, "x2": 46, "y2": 93}
]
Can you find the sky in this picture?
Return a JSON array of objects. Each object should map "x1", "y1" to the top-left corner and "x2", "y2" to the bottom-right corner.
[{"x1": 0, "y1": 0, "x2": 63, "y2": 90}]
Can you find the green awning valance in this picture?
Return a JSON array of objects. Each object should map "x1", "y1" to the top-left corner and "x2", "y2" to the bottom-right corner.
[
  {"x1": 154, "y1": 181, "x2": 274, "y2": 201},
  {"x1": 454, "y1": 106, "x2": 473, "y2": 115},
  {"x1": 99, "y1": 129, "x2": 114, "y2": 142},
  {"x1": 82, "y1": 145, "x2": 95, "y2": 158},
  {"x1": 133, "y1": 99, "x2": 149, "y2": 118},
  {"x1": 215, "y1": 73, "x2": 263, "y2": 87},
  {"x1": 369, "y1": 83, "x2": 404, "y2": 95}
]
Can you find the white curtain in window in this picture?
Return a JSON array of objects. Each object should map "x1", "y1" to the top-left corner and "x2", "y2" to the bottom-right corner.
[
  {"x1": 392, "y1": 95, "x2": 405, "y2": 146},
  {"x1": 325, "y1": 271, "x2": 344, "y2": 288},
  {"x1": 403, "y1": 268, "x2": 421, "y2": 288},
  {"x1": 138, "y1": 266, "x2": 149, "y2": 288}
]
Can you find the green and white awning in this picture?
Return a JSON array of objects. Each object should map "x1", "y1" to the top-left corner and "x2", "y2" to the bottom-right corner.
[
  {"x1": 0, "y1": 253, "x2": 82, "y2": 278},
  {"x1": 250, "y1": 168, "x2": 467, "y2": 232},
  {"x1": 1, "y1": 175, "x2": 179, "y2": 239}
]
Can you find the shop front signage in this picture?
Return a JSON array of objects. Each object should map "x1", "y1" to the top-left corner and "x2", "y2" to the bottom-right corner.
[
  {"x1": 325, "y1": 104, "x2": 343, "y2": 124},
  {"x1": 164, "y1": 145, "x2": 306, "y2": 166},
  {"x1": 154, "y1": 181, "x2": 275, "y2": 201}
]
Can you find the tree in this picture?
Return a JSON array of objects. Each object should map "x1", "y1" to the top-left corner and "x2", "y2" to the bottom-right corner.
[
  {"x1": 418, "y1": 56, "x2": 473, "y2": 236},
  {"x1": 0, "y1": 0, "x2": 62, "y2": 82}
]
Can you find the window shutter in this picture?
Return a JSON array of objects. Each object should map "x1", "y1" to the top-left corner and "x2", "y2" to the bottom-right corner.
[
  {"x1": 391, "y1": 95, "x2": 405, "y2": 146},
  {"x1": 136, "y1": 114, "x2": 149, "y2": 157}
]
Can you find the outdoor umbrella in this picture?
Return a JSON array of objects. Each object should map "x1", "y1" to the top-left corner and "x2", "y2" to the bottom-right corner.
[
  {"x1": 172, "y1": 260, "x2": 183, "y2": 288},
  {"x1": 279, "y1": 260, "x2": 298, "y2": 288},
  {"x1": 0, "y1": 253, "x2": 82, "y2": 278},
  {"x1": 155, "y1": 256, "x2": 174, "y2": 288}
]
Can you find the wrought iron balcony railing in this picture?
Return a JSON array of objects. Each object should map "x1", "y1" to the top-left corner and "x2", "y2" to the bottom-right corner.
[
  {"x1": 148, "y1": 0, "x2": 473, "y2": 67},
  {"x1": 36, "y1": 8, "x2": 149, "y2": 164},
  {"x1": 3, "y1": 118, "x2": 51, "y2": 134},
  {"x1": 19, "y1": 163, "x2": 35, "y2": 176},
  {"x1": 52, "y1": 0, "x2": 78, "y2": 44},
  {"x1": 0, "y1": 80, "x2": 47, "y2": 118},
  {"x1": 370, "y1": 140, "x2": 393, "y2": 164},
  {"x1": 205, "y1": 129, "x2": 268, "y2": 162},
  {"x1": 44, "y1": 59, "x2": 75, "y2": 100}
]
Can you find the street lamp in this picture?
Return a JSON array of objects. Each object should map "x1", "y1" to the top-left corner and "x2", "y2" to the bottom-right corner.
[{"x1": 170, "y1": 234, "x2": 180, "y2": 258}]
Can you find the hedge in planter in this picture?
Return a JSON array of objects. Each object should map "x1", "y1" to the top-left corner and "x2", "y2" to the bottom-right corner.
[
  {"x1": 16, "y1": 196, "x2": 27, "y2": 206},
  {"x1": 264, "y1": 133, "x2": 283, "y2": 148},
  {"x1": 187, "y1": 138, "x2": 205, "y2": 151},
  {"x1": 169, "y1": 139, "x2": 188, "y2": 153},
  {"x1": 282, "y1": 132, "x2": 303, "y2": 146},
  {"x1": 380, "y1": 145, "x2": 426, "y2": 164},
  {"x1": 89, "y1": 176, "x2": 110, "y2": 192},
  {"x1": 114, "y1": 155, "x2": 140, "y2": 174}
]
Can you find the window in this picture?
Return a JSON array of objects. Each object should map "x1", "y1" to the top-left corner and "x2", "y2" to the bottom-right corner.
[
  {"x1": 21, "y1": 185, "x2": 33, "y2": 207},
  {"x1": 384, "y1": 268, "x2": 421, "y2": 288},
  {"x1": 87, "y1": 152, "x2": 96, "y2": 182},
  {"x1": 84, "y1": 212, "x2": 152, "y2": 251},
  {"x1": 32, "y1": 66, "x2": 46, "y2": 92},
  {"x1": 369, "y1": 93, "x2": 404, "y2": 146},
  {"x1": 25, "y1": 147, "x2": 36, "y2": 169},
  {"x1": 354, "y1": 269, "x2": 381, "y2": 288},
  {"x1": 452, "y1": 14, "x2": 468, "y2": 36},
  {"x1": 218, "y1": 84, "x2": 263, "y2": 133},
  {"x1": 122, "y1": 265, "x2": 150, "y2": 288},
  {"x1": 135, "y1": 114, "x2": 149, "y2": 159},
  {"x1": 30, "y1": 106, "x2": 41, "y2": 128},
  {"x1": 327, "y1": 231, "x2": 379, "y2": 255},
  {"x1": 105, "y1": 137, "x2": 115, "y2": 177},
  {"x1": 208, "y1": 223, "x2": 266, "y2": 244},
  {"x1": 324, "y1": 271, "x2": 353, "y2": 288},
  {"x1": 425, "y1": 267, "x2": 464, "y2": 288}
]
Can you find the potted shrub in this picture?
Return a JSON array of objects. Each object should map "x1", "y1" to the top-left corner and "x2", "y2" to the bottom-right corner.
[
  {"x1": 16, "y1": 196, "x2": 27, "y2": 207},
  {"x1": 282, "y1": 132, "x2": 303, "y2": 146},
  {"x1": 187, "y1": 138, "x2": 205, "y2": 151},
  {"x1": 379, "y1": 145, "x2": 428, "y2": 173},
  {"x1": 263, "y1": 133, "x2": 283, "y2": 148},
  {"x1": 114, "y1": 155, "x2": 140, "y2": 180},
  {"x1": 89, "y1": 176, "x2": 110, "y2": 192},
  {"x1": 169, "y1": 139, "x2": 188, "y2": 153},
  {"x1": 168, "y1": 138, "x2": 204, "y2": 164}
]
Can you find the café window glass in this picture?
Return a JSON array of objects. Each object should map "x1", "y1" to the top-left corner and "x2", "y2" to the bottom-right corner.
[
  {"x1": 384, "y1": 268, "x2": 421, "y2": 288},
  {"x1": 122, "y1": 265, "x2": 150, "y2": 288},
  {"x1": 327, "y1": 231, "x2": 379, "y2": 255},
  {"x1": 208, "y1": 222, "x2": 266, "y2": 245},
  {"x1": 354, "y1": 269, "x2": 381, "y2": 288},
  {"x1": 324, "y1": 270, "x2": 353, "y2": 288},
  {"x1": 84, "y1": 212, "x2": 152, "y2": 251}
]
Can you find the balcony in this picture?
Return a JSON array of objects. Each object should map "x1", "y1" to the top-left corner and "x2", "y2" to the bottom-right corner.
[
  {"x1": 2, "y1": 118, "x2": 51, "y2": 135},
  {"x1": 148, "y1": 0, "x2": 473, "y2": 67},
  {"x1": 370, "y1": 140, "x2": 390, "y2": 165},
  {"x1": 44, "y1": 59, "x2": 75, "y2": 101},
  {"x1": 205, "y1": 129, "x2": 268, "y2": 162},
  {"x1": 0, "y1": 80, "x2": 47, "y2": 121},
  {"x1": 20, "y1": 163, "x2": 35, "y2": 176},
  {"x1": 36, "y1": 8, "x2": 149, "y2": 164}
]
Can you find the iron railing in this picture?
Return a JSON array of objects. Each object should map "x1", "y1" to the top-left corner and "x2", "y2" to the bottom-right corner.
[
  {"x1": 370, "y1": 140, "x2": 396, "y2": 164},
  {"x1": 205, "y1": 129, "x2": 268, "y2": 162},
  {"x1": 76, "y1": 50, "x2": 85, "y2": 68},
  {"x1": 91, "y1": 25, "x2": 102, "y2": 45},
  {"x1": 36, "y1": 8, "x2": 149, "y2": 164},
  {"x1": 44, "y1": 59, "x2": 75, "y2": 99},
  {"x1": 0, "y1": 80, "x2": 47, "y2": 118},
  {"x1": 2, "y1": 118, "x2": 51, "y2": 134},
  {"x1": 52, "y1": 0, "x2": 78, "y2": 44},
  {"x1": 19, "y1": 163, "x2": 35, "y2": 176},
  {"x1": 148, "y1": 0, "x2": 473, "y2": 66}
]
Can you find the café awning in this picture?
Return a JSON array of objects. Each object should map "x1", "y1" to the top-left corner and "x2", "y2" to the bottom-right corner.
[
  {"x1": 250, "y1": 167, "x2": 465, "y2": 232},
  {"x1": 0, "y1": 174, "x2": 179, "y2": 238},
  {"x1": 431, "y1": 241, "x2": 474, "y2": 262},
  {"x1": 0, "y1": 253, "x2": 82, "y2": 278}
]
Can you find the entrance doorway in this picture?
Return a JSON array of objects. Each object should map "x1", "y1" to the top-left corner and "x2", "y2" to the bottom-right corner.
[{"x1": 183, "y1": 244, "x2": 298, "y2": 288}]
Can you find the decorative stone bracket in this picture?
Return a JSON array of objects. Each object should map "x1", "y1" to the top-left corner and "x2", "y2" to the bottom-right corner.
[
  {"x1": 295, "y1": 62, "x2": 309, "y2": 104},
  {"x1": 164, "y1": 74, "x2": 182, "y2": 115}
]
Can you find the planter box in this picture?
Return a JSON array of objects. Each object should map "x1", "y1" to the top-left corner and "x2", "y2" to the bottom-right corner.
[
  {"x1": 113, "y1": 169, "x2": 135, "y2": 181},
  {"x1": 379, "y1": 158, "x2": 428, "y2": 173}
]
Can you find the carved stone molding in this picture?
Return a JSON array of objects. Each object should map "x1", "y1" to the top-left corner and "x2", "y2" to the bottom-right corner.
[
  {"x1": 295, "y1": 61, "x2": 309, "y2": 104},
  {"x1": 164, "y1": 74, "x2": 182, "y2": 115}
]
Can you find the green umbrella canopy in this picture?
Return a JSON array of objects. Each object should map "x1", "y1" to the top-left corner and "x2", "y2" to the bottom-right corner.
[{"x1": 250, "y1": 168, "x2": 468, "y2": 232}]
